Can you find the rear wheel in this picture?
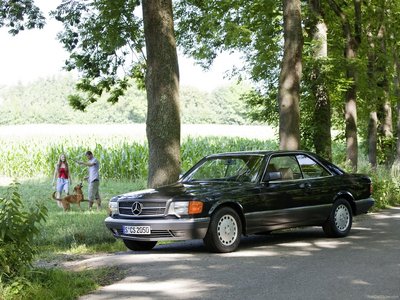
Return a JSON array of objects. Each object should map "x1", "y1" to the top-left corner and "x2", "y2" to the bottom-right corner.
[
  {"x1": 203, "y1": 207, "x2": 242, "y2": 253},
  {"x1": 123, "y1": 240, "x2": 157, "y2": 251},
  {"x1": 323, "y1": 199, "x2": 352, "y2": 237}
]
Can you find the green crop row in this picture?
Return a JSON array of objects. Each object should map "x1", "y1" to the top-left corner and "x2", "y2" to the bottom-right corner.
[{"x1": 0, "y1": 136, "x2": 278, "y2": 181}]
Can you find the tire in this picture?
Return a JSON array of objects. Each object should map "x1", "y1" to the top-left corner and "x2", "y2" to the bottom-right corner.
[
  {"x1": 203, "y1": 207, "x2": 242, "y2": 253},
  {"x1": 323, "y1": 199, "x2": 352, "y2": 238},
  {"x1": 123, "y1": 239, "x2": 157, "y2": 251}
]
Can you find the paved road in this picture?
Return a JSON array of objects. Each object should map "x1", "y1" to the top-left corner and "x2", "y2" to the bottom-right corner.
[{"x1": 67, "y1": 207, "x2": 400, "y2": 300}]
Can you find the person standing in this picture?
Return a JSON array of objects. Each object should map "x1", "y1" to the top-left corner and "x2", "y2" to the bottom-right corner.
[
  {"x1": 76, "y1": 151, "x2": 101, "y2": 209},
  {"x1": 52, "y1": 153, "x2": 72, "y2": 208}
]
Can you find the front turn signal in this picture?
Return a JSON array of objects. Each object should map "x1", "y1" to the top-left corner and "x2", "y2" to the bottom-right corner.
[{"x1": 188, "y1": 201, "x2": 204, "y2": 214}]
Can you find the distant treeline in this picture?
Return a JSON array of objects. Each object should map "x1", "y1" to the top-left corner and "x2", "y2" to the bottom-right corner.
[{"x1": 0, "y1": 75, "x2": 253, "y2": 125}]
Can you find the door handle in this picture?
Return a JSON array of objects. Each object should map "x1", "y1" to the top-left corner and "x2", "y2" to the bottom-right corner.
[{"x1": 299, "y1": 182, "x2": 312, "y2": 189}]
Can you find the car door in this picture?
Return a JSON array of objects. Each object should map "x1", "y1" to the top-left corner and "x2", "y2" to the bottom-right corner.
[
  {"x1": 245, "y1": 154, "x2": 307, "y2": 232},
  {"x1": 245, "y1": 153, "x2": 337, "y2": 233},
  {"x1": 293, "y1": 154, "x2": 335, "y2": 221}
]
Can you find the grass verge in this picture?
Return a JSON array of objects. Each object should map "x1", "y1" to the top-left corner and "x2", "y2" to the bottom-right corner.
[{"x1": 0, "y1": 266, "x2": 126, "y2": 300}]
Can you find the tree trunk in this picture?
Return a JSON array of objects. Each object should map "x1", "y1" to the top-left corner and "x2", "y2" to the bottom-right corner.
[
  {"x1": 392, "y1": 52, "x2": 400, "y2": 171},
  {"x1": 375, "y1": 24, "x2": 393, "y2": 165},
  {"x1": 278, "y1": 0, "x2": 303, "y2": 150},
  {"x1": 327, "y1": 0, "x2": 361, "y2": 171},
  {"x1": 377, "y1": 25, "x2": 392, "y2": 138},
  {"x1": 380, "y1": 100, "x2": 393, "y2": 138},
  {"x1": 366, "y1": 26, "x2": 378, "y2": 168},
  {"x1": 368, "y1": 111, "x2": 378, "y2": 169},
  {"x1": 142, "y1": 0, "x2": 181, "y2": 188},
  {"x1": 344, "y1": 54, "x2": 358, "y2": 171},
  {"x1": 391, "y1": 51, "x2": 400, "y2": 176},
  {"x1": 308, "y1": 0, "x2": 332, "y2": 160}
]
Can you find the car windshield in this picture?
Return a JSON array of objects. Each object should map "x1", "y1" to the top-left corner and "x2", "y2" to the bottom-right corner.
[{"x1": 181, "y1": 155, "x2": 264, "y2": 183}]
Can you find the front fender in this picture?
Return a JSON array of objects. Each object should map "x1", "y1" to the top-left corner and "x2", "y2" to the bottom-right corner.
[{"x1": 208, "y1": 200, "x2": 247, "y2": 234}]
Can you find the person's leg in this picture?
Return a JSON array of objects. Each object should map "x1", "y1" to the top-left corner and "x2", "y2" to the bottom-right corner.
[
  {"x1": 64, "y1": 180, "x2": 70, "y2": 195},
  {"x1": 88, "y1": 182, "x2": 94, "y2": 209},
  {"x1": 92, "y1": 181, "x2": 101, "y2": 209},
  {"x1": 56, "y1": 178, "x2": 64, "y2": 208}
]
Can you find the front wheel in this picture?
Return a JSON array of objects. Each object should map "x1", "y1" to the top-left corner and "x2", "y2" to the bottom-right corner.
[
  {"x1": 123, "y1": 240, "x2": 157, "y2": 251},
  {"x1": 323, "y1": 199, "x2": 352, "y2": 238},
  {"x1": 203, "y1": 207, "x2": 242, "y2": 253}
]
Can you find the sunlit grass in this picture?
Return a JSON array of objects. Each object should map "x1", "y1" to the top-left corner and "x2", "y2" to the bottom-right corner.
[{"x1": 0, "y1": 266, "x2": 126, "y2": 300}]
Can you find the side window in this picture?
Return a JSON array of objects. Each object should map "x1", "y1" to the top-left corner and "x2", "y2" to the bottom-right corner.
[
  {"x1": 264, "y1": 155, "x2": 301, "y2": 181},
  {"x1": 296, "y1": 155, "x2": 330, "y2": 178},
  {"x1": 191, "y1": 158, "x2": 247, "y2": 180}
]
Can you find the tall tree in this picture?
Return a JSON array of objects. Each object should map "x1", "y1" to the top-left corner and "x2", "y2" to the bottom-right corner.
[
  {"x1": 53, "y1": 0, "x2": 181, "y2": 187},
  {"x1": 363, "y1": 0, "x2": 396, "y2": 167},
  {"x1": 176, "y1": 1, "x2": 304, "y2": 149},
  {"x1": 394, "y1": 52, "x2": 400, "y2": 165},
  {"x1": 392, "y1": 3, "x2": 400, "y2": 167},
  {"x1": 278, "y1": 0, "x2": 303, "y2": 150},
  {"x1": 374, "y1": 16, "x2": 393, "y2": 165},
  {"x1": 327, "y1": 0, "x2": 361, "y2": 171},
  {"x1": 365, "y1": 13, "x2": 379, "y2": 169},
  {"x1": 306, "y1": 0, "x2": 332, "y2": 159},
  {"x1": 389, "y1": 41, "x2": 400, "y2": 176},
  {"x1": 142, "y1": 0, "x2": 181, "y2": 187}
]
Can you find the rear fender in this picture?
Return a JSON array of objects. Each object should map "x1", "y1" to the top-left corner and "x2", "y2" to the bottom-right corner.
[{"x1": 334, "y1": 191, "x2": 356, "y2": 215}]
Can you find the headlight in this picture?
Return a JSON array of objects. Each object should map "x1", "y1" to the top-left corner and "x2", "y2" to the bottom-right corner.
[
  {"x1": 109, "y1": 201, "x2": 119, "y2": 215},
  {"x1": 167, "y1": 200, "x2": 204, "y2": 217}
]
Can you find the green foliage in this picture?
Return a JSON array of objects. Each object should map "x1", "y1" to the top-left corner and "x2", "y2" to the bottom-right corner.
[
  {"x1": 0, "y1": 266, "x2": 125, "y2": 300},
  {"x1": 181, "y1": 84, "x2": 253, "y2": 125},
  {"x1": 0, "y1": 0, "x2": 45, "y2": 35},
  {"x1": 68, "y1": 94, "x2": 87, "y2": 111},
  {"x1": 51, "y1": 0, "x2": 144, "y2": 108},
  {"x1": 181, "y1": 136, "x2": 278, "y2": 172},
  {"x1": 175, "y1": 0, "x2": 282, "y2": 82},
  {"x1": 0, "y1": 133, "x2": 276, "y2": 181},
  {"x1": 0, "y1": 183, "x2": 47, "y2": 281},
  {"x1": 175, "y1": 0, "x2": 400, "y2": 173},
  {"x1": 242, "y1": 89, "x2": 279, "y2": 127},
  {"x1": 0, "y1": 178, "x2": 139, "y2": 254},
  {"x1": 377, "y1": 135, "x2": 396, "y2": 166},
  {"x1": 0, "y1": 138, "x2": 148, "y2": 181},
  {"x1": 358, "y1": 162, "x2": 400, "y2": 209},
  {"x1": 0, "y1": 76, "x2": 253, "y2": 125},
  {"x1": 0, "y1": 75, "x2": 148, "y2": 125}
]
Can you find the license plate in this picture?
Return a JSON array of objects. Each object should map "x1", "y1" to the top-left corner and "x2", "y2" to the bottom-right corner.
[{"x1": 122, "y1": 226, "x2": 151, "y2": 235}]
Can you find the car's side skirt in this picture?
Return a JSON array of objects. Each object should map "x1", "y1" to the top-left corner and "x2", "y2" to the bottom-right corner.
[{"x1": 244, "y1": 204, "x2": 332, "y2": 234}]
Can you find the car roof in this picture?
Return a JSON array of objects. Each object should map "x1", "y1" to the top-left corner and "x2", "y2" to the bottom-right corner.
[{"x1": 205, "y1": 150, "x2": 316, "y2": 158}]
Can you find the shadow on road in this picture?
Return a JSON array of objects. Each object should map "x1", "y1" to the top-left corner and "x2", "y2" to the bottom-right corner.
[{"x1": 74, "y1": 207, "x2": 400, "y2": 300}]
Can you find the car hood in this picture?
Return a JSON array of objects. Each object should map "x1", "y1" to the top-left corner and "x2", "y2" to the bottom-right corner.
[{"x1": 111, "y1": 181, "x2": 254, "y2": 202}]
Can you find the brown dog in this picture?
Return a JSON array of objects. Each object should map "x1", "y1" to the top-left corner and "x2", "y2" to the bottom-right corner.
[{"x1": 52, "y1": 183, "x2": 86, "y2": 211}]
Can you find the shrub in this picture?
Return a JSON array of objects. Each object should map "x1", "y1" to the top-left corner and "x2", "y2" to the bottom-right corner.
[
  {"x1": 358, "y1": 161, "x2": 400, "y2": 209},
  {"x1": 0, "y1": 183, "x2": 47, "y2": 282}
]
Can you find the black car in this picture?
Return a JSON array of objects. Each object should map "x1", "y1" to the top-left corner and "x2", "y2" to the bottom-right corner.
[{"x1": 105, "y1": 150, "x2": 374, "y2": 253}]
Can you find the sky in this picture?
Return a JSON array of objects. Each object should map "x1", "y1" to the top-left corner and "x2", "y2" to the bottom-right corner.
[{"x1": 0, "y1": 2, "x2": 240, "y2": 90}]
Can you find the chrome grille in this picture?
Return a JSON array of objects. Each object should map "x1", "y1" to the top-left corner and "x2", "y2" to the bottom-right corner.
[{"x1": 118, "y1": 200, "x2": 167, "y2": 217}]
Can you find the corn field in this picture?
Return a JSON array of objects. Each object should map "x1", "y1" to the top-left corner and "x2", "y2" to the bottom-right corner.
[{"x1": 0, "y1": 135, "x2": 278, "y2": 181}]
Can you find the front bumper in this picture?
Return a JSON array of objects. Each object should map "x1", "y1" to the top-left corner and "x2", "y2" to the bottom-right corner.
[{"x1": 105, "y1": 216, "x2": 210, "y2": 242}]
